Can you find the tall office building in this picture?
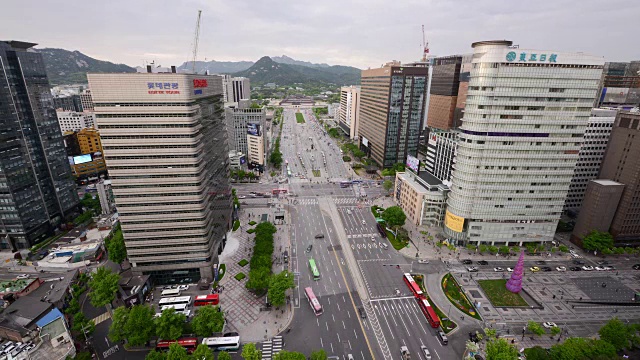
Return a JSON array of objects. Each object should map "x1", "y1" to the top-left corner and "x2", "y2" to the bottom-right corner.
[
  {"x1": 563, "y1": 108, "x2": 616, "y2": 215},
  {"x1": 597, "y1": 61, "x2": 640, "y2": 109},
  {"x1": 225, "y1": 104, "x2": 267, "y2": 171},
  {"x1": 226, "y1": 77, "x2": 250, "y2": 103},
  {"x1": 338, "y1": 85, "x2": 361, "y2": 139},
  {"x1": 359, "y1": 62, "x2": 429, "y2": 168},
  {"x1": 80, "y1": 89, "x2": 94, "y2": 111},
  {"x1": 443, "y1": 40, "x2": 604, "y2": 245},
  {"x1": 53, "y1": 94, "x2": 83, "y2": 112},
  {"x1": 597, "y1": 111, "x2": 640, "y2": 245},
  {"x1": 88, "y1": 72, "x2": 232, "y2": 283},
  {"x1": 0, "y1": 41, "x2": 80, "y2": 250},
  {"x1": 427, "y1": 56, "x2": 463, "y2": 130}
]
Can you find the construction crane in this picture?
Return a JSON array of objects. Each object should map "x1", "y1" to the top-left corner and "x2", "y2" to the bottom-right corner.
[
  {"x1": 191, "y1": 10, "x2": 202, "y2": 73},
  {"x1": 421, "y1": 25, "x2": 430, "y2": 62}
]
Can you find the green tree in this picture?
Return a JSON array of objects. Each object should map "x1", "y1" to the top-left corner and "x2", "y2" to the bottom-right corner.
[
  {"x1": 523, "y1": 346, "x2": 548, "y2": 360},
  {"x1": 479, "y1": 244, "x2": 489, "y2": 254},
  {"x1": 558, "y1": 245, "x2": 569, "y2": 252},
  {"x1": 88, "y1": 266, "x2": 121, "y2": 308},
  {"x1": 527, "y1": 321, "x2": 546, "y2": 336},
  {"x1": 550, "y1": 326, "x2": 562, "y2": 339},
  {"x1": 582, "y1": 230, "x2": 614, "y2": 252},
  {"x1": 269, "y1": 150, "x2": 283, "y2": 168},
  {"x1": 484, "y1": 327, "x2": 497, "y2": 339},
  {"x1": 466, "y1": 244, "x2": 476, "y2": 251},
  {"x1": 145, "y1": 350, "x2": 166, "y2": 360},
  {"x1": 75, "y1": 352, "x2": 93, "y2": 360},
  {"x1": 65, "y1": 297, "x2": 81, "y2": 315},
  {"x1": 268, "y1": 270, "x2": 295, "y2": 307},
  {"x1": 166, "y1": 342, "x2": 189, "y2": 360},
  {"x1": 241, "y1": 343, "x2": 261, "y2": 360},
  {"x1": 485, "y1": 338, "x2": 518, "y2": 360},
  {"x1": 191, "y1": 305, "x2": 225, "y2": 337},
  {"x1": 107, "y1": 230, "x2": 128, "y2": 267},
  {"x1": 550, "y1": 337, "x2": 616, "y2": 360},
  {"x1": 155, "y1": 308, "x2": 186, "y2": 340},
  {"x1": 380, "y1": 206, "x2": 406, "y2": 231},
  {"x1": 273, "y1": 351, "x2": 306, "y2": 360},
  {"x1": 217, "y1": 351, "x2": 232, "y2": 360},
  {"x1": 310, "y1": 349, "x2": 327, "y2": 360},
  {"x1": 124, "y1": 305, "x2": 156, "y2": 346},
  {"x1": 191, "y1": 344, "x2": 215, "y2": 360},
  {"x1": 499, "y1": 245, "x2": 510, "y2": 255},
  {"x1": 382, "y1": 180, "x2": 394, "y2": 192},
  {"x1": 352, "y1": 149, "x2": 366, "y2": 160},
  {"x1": 108, "y1": 306, "x2": 129, "y2": 343},
  {"x1": 599, "y1": 317, "x2": 631, "y2": 351},
  {"x1": 488, "y1": 245, "x2": 499, "y2": 254},
  {"x1": 71, "y1": 312, "x2": 95, "y2": 335}
]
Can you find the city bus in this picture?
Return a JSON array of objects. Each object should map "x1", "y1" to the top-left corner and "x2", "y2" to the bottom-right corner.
[
  {"x1": 308, "y1": 259, "x2": 320, "y2": 280},
  {"x1": 417, "y1": 297, "x2": 441, "y2": 328},
  {"x1": 194, "y1": 294, "x2": 219, "y2": 306},
  {"x1": 403, "y1": 273, "x2": 423, "y2": 297},
  {"x1": 201, "y1": 336, "x2": 241, "y2": 351},
  {"x1": 160, "y1": 289, "x2": 181, "y2": 297},
  {"x1": 304, "y1": 287, "x2": 323, "y2": 316},
  {"x1": 158, "y1": 296, "x2": 192, "y2": 307},
  {"x1": 156, "y1": 337, "x2": 198, "y2": 353}
]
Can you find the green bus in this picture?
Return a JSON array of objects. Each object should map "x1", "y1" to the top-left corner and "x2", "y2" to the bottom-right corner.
[{"x1": 309, "y1": 259, "x2": 320, "y2": 280}]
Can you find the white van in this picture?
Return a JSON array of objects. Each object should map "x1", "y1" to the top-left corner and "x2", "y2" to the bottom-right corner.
[{"x1": 346, "y1": 209, "x2": 352, "y2": 215}]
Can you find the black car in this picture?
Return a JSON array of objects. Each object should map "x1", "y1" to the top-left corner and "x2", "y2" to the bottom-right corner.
[
  {"x1": 573, "y1": 260, "x2": 585, "y2": 265},
  {"x1": 541, "y1": 267, "x2": 552, "y2": 272},
  {"x1": 314, "y1": 234, "x2": 325, "y2": 239},
  {"x1": 306, "y1": 245, "x2": 313, "y2": 253},
  {"x1": 596, "y1": 260, "x2": 609, "y2": 265},
  {"x1": 569, "y1": 266, "x2": 581, "y2": 271},
  {"x1": 536, "y1": 261, "x2": 547, "y2": 265},
  {"x1": 462, "y1": 259, "x2": 473, "y2": 265},
  {"x1": 477, "y1": 260, "x2": 489, "y2": 265},
  {"x1": 358, "y1": 307, "x2": 367, "y2": 319},
  {"x1": 633, "y1": 264, "x2": 640, "y2": 270}
]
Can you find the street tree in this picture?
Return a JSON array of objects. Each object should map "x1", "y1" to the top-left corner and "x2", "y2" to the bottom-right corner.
[
  {"x1": 108, "y1": 306, "x2": 129, "y2": 343},
  {"x1": 166, "y1": 342, "x2": 189, "y2": 360},
  {"x1": 155, "y1": 308, "x2": 186, "y2": 340},
  {"x1": 582, "y1": 230, "x2": 614, "y2": 253},
  {"x1": 145, "y1": 351, "x2": 166, "y2": 360},
  {"x1": 550, "y1": 337, "x2": 616, "y2": 360},
  {"x1": 124, "y1": 305, "x2": 156, "y2": 346},
  {"x1": 478, "y1": 244, "x2": 489, "y2": 254},
  {"x1": 381, "y1": 206, "x2": 406, "y2": 231},
  {"x1": 488, "y1": 245, "x2": 499, "y2": 254},
  {"x1": 191, "y1": 305, "x2": 225, "y2": 337},
  {"x1": 527, "y1": 321, "x2": 546, "y2": 336},
  {"x1": 465, "y1": 340, "x2": 479, "y2": 354},
  {"x1": 484, "y1": 328, "x2": 497, "y2": 339},
  {"x1": 310, "y1": 349, "x2": 327, "y2": 360},
  {"x1": 485, "y1": 338, "x2": 518, "y2": 360},
  {"x1": 268, "y1": 270, "x2": 295, "y2": 307},
  {"x1": 382, "y1": 180, "x2": 393, "y2": 192},
  {"x1": 88, "y1": 266, "x2": 121, "y2": 308},
  {"x1": 71, "y1": 312, "x2": 95, "y2": 335},
  {"x1": 217, "y1": 351, "x2": 232, "y2": 360},
  {"x1": 599, "y1": 317, "x2": 631, "y2": 351},
  {"x1": 191, "y1": 344, "x2": 214, "y2": 360},
  {"x1": 273, "y1": 351, "x2": 306, "y2": 360},
  {"x1": 241, "y1": 343, "x2": 261, "y2": 360},
  {"x1": 523, "y1": 347, "x2": 548, "y2": 360},
  {"x1": 107, "y1": 230, "x2": 127, "y2": 267},
  {"x1": 499, "y1": 245, "x2": 510, "y2": 255}
]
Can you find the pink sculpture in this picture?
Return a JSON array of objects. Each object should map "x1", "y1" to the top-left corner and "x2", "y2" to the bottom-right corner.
[{"x1": 506, "y1": 251, "x2": 525, "y2": 293}]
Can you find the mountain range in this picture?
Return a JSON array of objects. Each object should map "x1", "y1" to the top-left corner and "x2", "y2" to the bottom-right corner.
[{"x1": 37, "y1": 48, "x2": 360, "y2": 86}]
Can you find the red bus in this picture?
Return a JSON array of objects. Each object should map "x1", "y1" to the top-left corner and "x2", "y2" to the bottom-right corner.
[
  {"x1": 194, "y1": 294, "x2": 219, "y2": 306},
  {"x1": 272, "y1": 188, "x2": 288, "y2": 195},
  {"x1": 304, "y1": 287, "x2": 323, "y2": 316},
  {"x1": 156, "y1": 337, "x2": 198, "y2": 353},
  {"x1": 417, "y1": 297, "x2": 441, "y2": 328},
  {"x1": 403, "y1": 273, "x2": 423, "y2": 297}
]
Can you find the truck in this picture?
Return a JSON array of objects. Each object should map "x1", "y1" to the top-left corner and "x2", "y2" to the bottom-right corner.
[{"x1": 400, "y1": 346, "x2": 411, "y2": 360}]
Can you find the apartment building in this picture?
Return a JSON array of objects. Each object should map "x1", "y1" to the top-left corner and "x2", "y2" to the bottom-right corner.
[
  {"x1": 338, "y1": 85, "x2": 361, "y2": 139},
  {"x1": 225, "y1": 105, "x2": 267, "y2": 171}
]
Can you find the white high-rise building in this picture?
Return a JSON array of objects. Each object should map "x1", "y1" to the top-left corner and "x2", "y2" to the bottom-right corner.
[
  {"x1": 88, "y1": 72, "x2": 232, "y2": 283},
  {"x1": 563, "y1": 108, "x2": 616, "y2": 215},
  {"x1": 338, "y1": 85, "x2": 360, "y2": 139},
  {"x1": 443, "y1": 40, "x2": 604, "y2": 245},
  {"x1": 226, "y1": 77, "x2": 250, "y2": 103},
  {"x1": 56, "y1": 111, "x2": 95, "y2": 132}
]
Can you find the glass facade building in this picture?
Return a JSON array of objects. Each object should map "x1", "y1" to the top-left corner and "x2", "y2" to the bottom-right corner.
[{"x1": 0, "y1": 41, "x2": 80, "y2": 250}]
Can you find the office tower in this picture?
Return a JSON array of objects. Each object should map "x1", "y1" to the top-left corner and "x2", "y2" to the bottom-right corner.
[
  {"x1": 597, "y1": 61, "x2": 640, "y2": 109},
  {"x1": 359, "y1": 62, "x2": 429, "y2": 168},
  {"x1": 338, "y1": 86, "x2": 361, "y2": 139},
  {"x1": 88, "y1": 71, "x2": 232, "y2": 283},
  {"x1": 96, "y1": 180, "x2": 115, "y2": 215},
  {"x1": 597, "y1": 111, "x2": 640, "y2": 245},
  {"x1": 395, "y1": 170, "x2": 449, "y2": 227},
  {"x1": 427, "y1": 56, "x2": 463, "y2": 130},
  {"x1": 563, "y1": 108, "x2": 616, "y2": 215},
  {"x1": 56, "y1": 111, "x2": 95, "y2": 132},
  {"x1": 424, "y1": 131, "x2": 458, "y2": 183},
  {"x1": 225, "y1": 104, "x2": 267, "y2": 171},
  {"x1": 570, "y1": 180, "x2": 624, "y2": 246},
  {"x1": 226, "y1": 77, "x2": 250, "y2": 103},
  {"x1": 80, "y1": 89, "x2": 94, "y2": 111},
  {"x1": 443, "y1": 40, "x2": 604, "y2": 245},
  {"x1": 0, "y1": 41, "x2": 80, "y2": 250},
  {"x1": 53, "y1": 94, "x2": 83, "y2": 112}
]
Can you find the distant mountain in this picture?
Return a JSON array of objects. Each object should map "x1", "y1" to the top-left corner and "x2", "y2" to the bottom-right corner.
[
  {"x1": 232, "y1": 56, "x2": 360, "y2": 86},
  {"x1": 271, "y1": 55, "x2": 330, "y2": 68},
  {"x1": 37, "y1": 48, "x2": 135, "y2": 85},
  {"x1": 178, "y1": 60, "x2": 254, "y2": 74}
]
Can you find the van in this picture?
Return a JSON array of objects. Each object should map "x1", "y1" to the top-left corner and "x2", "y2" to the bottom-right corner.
[
  {"x1": 381, "y1": 243, "x2": 389, "y2": 250},
  {"x1": 437, "y1": 331, "x2": 448, "y2": 345}
]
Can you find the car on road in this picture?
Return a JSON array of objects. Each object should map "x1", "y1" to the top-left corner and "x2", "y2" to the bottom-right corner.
[
  {"x1": 467, "y1": 267, "x2": 478, "y2": 272},
  {"x1": 596, "y1": 260, "x2": 609, "y2": 265},
  {"x1": 347, "y1": 355, "x2": 354, "y2": 360},
  {"x1": 380, "y1": 243, "x2": 389, "y2": 250},
  {"x1": 535, "y1": 261, "x2": 547, "y2": 265},
  {"x1": 633, "y1": 264, "x2": 640, "y2": 270},
  {"x1": 314, "y1": 234, "x2": 325, "y2": 239},
  {"x1": 529, "y1": 266, "x2": 540, "y2": 272},
  {"x1": 507, "y1": 267, "x2": 514, "y2": 272},
  {"x1": 420, "y1": 345, "x2": 432, "y2": 359},
  {"x1": 362, "y1": 220, "x2": 366, "y2": 225},
  {"x1": 605, "y1": 265, "x2": 615, "y2": 270},
  {"x1": 418, "y1": 260, "x2": 429, "y2": 264},
  {"x1": 541, "y1": 267, "x2": 552, "y2": 272},
  {"x1": 556, "y1": 266, "x2": 567, "y2": 272},
  {"x1": 346, "y1": 209, "x2": 352, "y2": 215},
  {"x1": 306, "y1": 245, "x2": 313, "y2": 253},
  {"x1": 581, "y1": 265, "x2": 594, "y2": 271},
  {"x1": 358, "y1": 307, "x2": 367, "y2": 319},
  {"x1": 15, "y1": 274, "x2": 29, "y2": 280},
  {"x1": 569, "y1": 266, "x2": 581, "y2": 271},
  {"x1": 437, "y1": 331, "x2": 448, "y2": 345},
  {"x1": 573, "y1": 260, "x2": 585, "y2": 265},
  {"x1": 493, "y1": 267, "x2": 504, "y2": 272},
  {"x1": 371, "y1": 235, "x2": 376, "y2": 242},
  {"x1": 461, "y1": 259, "x2": 473, "y2": 265},
  {"x1": 542, "y1": 322, "x2": 558, "y2": 328},
  {"x1": 595, "y1": 266, "x2": 608, "y2": 271},
  {"x1": 477, "y1": 260, "x2": 489, "y2": 265},
  {"x1": 177, "y1": 285, "x2": 189, "y2": 291},
  {"x1": 237, "y1": 195, "x2": 246, "y2": 199}
]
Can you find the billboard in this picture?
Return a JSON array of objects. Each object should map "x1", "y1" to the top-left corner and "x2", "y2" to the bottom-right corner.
[
  {"x1": 240, "y1": 156, "x2": 246, "y2": 165},
  {"x1": 444, "y1": 210, "x2": 465, "y2": 233},
  {"x1": 247, "y1": 123, "x2": 261, "y2": 137},
  {"x1": 362, "y1": 136, "x2": 369, "y2": 147},
  {"x1": 73, "y1": 154, "x2": 92, "y2": 165},
  {"x1": 406, "y1": 155, "x2": 419, "y2": 173}
]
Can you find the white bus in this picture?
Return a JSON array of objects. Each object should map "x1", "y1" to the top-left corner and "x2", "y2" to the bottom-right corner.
[
  {"x1": 158, "y1": 296, "x2": 191, "y2": 307},
  {"x1": 160, "y1": 304, "x2": 191, "y2": 317},
  {"x1": 161, "y1": 289, "x2": 181, "y2": 298},
  {"x1": 201, "y1": 336, "x2": 241, "y2": 351}
]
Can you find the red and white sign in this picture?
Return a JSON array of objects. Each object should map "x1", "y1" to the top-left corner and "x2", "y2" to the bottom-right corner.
[{"x1": 193, "y1": 79, "x2": 208, "y2": 88}]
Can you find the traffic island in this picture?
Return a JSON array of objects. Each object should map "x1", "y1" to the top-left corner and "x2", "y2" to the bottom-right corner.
[
  {"x1": 414, "y1": 274, "x2": 458, "y2": 334},
  {"x1": 295, "y1": 113, "x2": 305, "y2": 123},
  {"x1": 477, "y1": 279, "x2": 528, "y2": 307},
  {"x1": 442, "y1": 273, "x2": 483, "y2": 320}
]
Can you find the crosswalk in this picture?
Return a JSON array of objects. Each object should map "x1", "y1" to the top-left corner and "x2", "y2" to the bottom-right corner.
[
  {"x1": 347, "y1": 233, "x2": 377, "y2": 239},
  {"x1": 92, "y1": 312, "x2": 111, "y2": 325},
  {"x1": 261, "y1": 336, "x2": 283, "y2": 359},
  {"x1": 293, "y1": 197, "x2": 361, "y2": 206}
]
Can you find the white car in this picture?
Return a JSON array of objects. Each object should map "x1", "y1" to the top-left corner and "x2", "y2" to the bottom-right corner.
[
  {"x1": 362, "y1": 220, "x2": 366, "y2": 225},
  {"x1": 371, "y1": 236, "x2": 376, "y2": 242},
  {"x1": 595, "y1": 266, "x2": 608, "y2": 271},
  {"x1": 467, "y1": 267, "x2": 479, "y2": 272},
  {"x1": 16, "y1": 274, "x2": 30, "y2": 280},
  {"x1": 507, "y1": 267, "x2": 514, "y2": 272},
  {"x1": 493, "y1": 267, "x2": 504, "y2": 272},
  {"x1": 237, "y1": 195, "x2": 246, "y2": 199},
  {"x1": 420, "y1": 345, "x2": 432, "y2": 360},
  {"x1": 542, "y1": 322, "x2": 558, "y2": 329},
  {"x1": 556, "y1": 266, "x2": 567, "y2": 272},
  {"x1": 177, "y1": 285, "x2": 189, "y2": 291},
  {"x1": 418, "y1": 260, "x2": 429, "y2": 264},
  {"x1": 582, "y1": 265, "x2": 594, "y2": 271}
]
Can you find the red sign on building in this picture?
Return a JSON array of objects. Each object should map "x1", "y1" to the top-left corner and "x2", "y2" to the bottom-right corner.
[{"x1": 193, "y1": 79, "x2": 208, "y2": 88}]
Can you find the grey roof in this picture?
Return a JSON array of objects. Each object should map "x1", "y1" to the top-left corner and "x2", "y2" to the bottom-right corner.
[
  {"x1": 2, "y1": 296, "x2": 54, "y2": 327},
  {"x1": 26, "y1": 270, "x2": 77, "y2": 305},
  {"x1": 418, "y1": 171, "x2": 443, "y2": 186}
]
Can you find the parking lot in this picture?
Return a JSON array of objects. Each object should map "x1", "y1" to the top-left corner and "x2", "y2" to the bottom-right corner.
[{"x1": 150, "y1": 282, "x2": 222, "y2": 317}]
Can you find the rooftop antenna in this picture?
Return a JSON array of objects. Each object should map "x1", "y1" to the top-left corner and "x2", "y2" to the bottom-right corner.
[
  {"x1": 421, "y1": 25, "x2": 429, "y2": 62},
  {"x1": 191, "y1": 10, "x2": 202, "y2": 74}
]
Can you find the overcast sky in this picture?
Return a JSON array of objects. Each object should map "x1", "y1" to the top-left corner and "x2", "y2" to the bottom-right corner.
[{"x1": 2, "y1": 0, "x2": 638, "y2": 69}]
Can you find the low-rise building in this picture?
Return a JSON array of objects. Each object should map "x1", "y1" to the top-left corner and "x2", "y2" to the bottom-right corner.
[
  {"x1": 394, "y1": 170, "x2": 449, "y2": 227},
  {"x1": 0, "y1": 278, "x2": 43, "y2": 300},
  {"x1": 119, "y1": 271, "x2": 152, "y2": 307},
  {"x1": 25, "y1": 270, "x2": 78, "y2": 310},
  {"x1": 56, "y1": 111, "x2": 95, "y2": 132},
  {"x1": 0, "y1": 296, "x2": 54, "y2": 341},
  {"x1": 30, "y1": 313, "x2": 76, "y2": 360}
]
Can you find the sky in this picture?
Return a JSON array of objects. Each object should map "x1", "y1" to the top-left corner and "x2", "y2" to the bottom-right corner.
[{"x1": 1, "y1": 0, "x2": 639, "y2": 69}]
